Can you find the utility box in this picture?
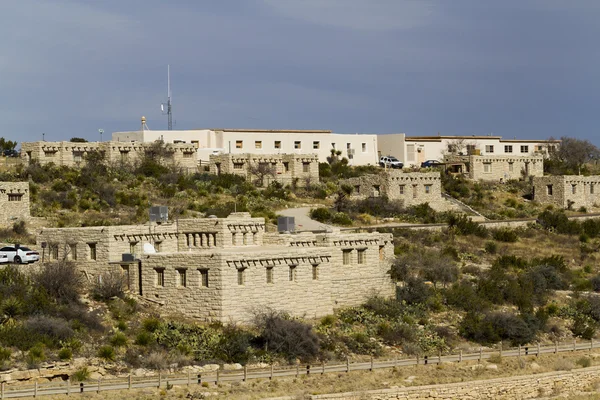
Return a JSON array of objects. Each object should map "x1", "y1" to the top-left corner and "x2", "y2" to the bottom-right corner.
[
  {"x1": 277, "y1": 216, "x2": 295, "y2": 233},
  {"x1": 122, "y1": 253, "x2": 135, "y2": 262},
  {"x1": 149, "y1": 206, "x2": 168, "y2": 223}
]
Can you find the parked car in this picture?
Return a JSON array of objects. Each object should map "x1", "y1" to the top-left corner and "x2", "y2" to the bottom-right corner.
[
  {"x1": 421, "y1": 160, "x2": 444, "y2": 168},
  {"x1": 0, "y1": 246, "x2": 40, "y2": 264},
  {"x1": 3, "y1": 149, "x2": 19, "y2": 157},
  {"x1": 0, "y1": 254, "x2": 8, "y2": 264},
  {"x1": 379, "y1": 156, "x2": 403, "y2": 169}
]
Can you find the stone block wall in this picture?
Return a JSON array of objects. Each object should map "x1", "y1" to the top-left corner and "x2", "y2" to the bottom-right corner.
[
  {"x1": 209, "y1": 153, "x2": 319, "y2": 187},
  {"x1": 533, "y1": 175, "x2": 600, "y2": 209},
  {"x1": 0, "y1": 182, "x2": 30, "y2": 225},
  {"x1": 469, "y1": 155, "x2": 543, "y2": 181},
  {"x1": 343, "y1": 171, "x2": 449, "y2": 211},
  {"x1": 21, "y1": 141, "x2": 198, "y2": 172}
]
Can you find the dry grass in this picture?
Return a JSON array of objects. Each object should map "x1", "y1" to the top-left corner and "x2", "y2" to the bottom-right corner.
[{"x1": 40, "y1": 350, "x2": 600, "y2": 400}]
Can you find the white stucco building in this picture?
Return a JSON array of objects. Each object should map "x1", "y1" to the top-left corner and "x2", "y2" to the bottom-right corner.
[
  {"x1": 113, "y1": 122, "x2": 379, "y2": 166},
  {"x1": 377, "y1": 134, "x2": 559, "y2": 167}
]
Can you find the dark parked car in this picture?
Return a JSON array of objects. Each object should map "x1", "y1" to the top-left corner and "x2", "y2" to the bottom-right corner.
[
  {"x1": 3, "y1": 149, "x2": 19, "y2": 157},
  {"x1": 421, "y1": 160, "x2": 444, "y2": 168}
]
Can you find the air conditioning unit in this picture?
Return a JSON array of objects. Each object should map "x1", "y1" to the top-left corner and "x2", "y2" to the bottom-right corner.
[{"x1": 277, "y1": 216, "x2": 295, "y2": 233}]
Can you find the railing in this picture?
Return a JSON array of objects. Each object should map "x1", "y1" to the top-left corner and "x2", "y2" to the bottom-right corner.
[{"x1": 1, "y1": 339, "x2": 599, "y2": 398}]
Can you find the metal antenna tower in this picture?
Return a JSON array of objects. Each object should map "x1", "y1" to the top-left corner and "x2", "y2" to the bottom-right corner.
[{"x1": 161, "y1": 65, "x2": 173, "y2": 130}]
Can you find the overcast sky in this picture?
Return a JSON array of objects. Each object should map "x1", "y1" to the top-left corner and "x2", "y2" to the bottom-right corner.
[{"x1": 2, "y1": 1, "x2": 599, "y2": 145}]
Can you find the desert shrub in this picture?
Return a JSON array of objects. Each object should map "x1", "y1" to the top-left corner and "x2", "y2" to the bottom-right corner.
[
  {"x1": 25, "y1": 316, "x2": 74, "y2": 346},
  {"x1": 72, "y1": 367, "x2": 90, "y2": 382},
  {"x1": 12, "y1": 221, "x2": 27, "y2": 236},
  {"x1": 107, "y1": 298, "x2": 137, "y2": 321},
  {"x1": 591, "y1": 275, "x2": 600, "y2": 292},
  {"x1": 92, "y1": 271, "x2": 125, "y2": 301},
  {"x1": 397, "y1": 277, "x2": 433, "y2": 305},
  {"x1": 0, "y1": 347, "x2": 11, "y2": 363},
  {"x1": 363, "y1": 297, "x2": 405, "y2": 320},
  {"x1": 110, "y1": 332, "x2": 128, "y2": 347},
  {"x1": 26, "y1": 344, "x2": 46, "y2": 368},
  {"x1": 116, "y1": 320, "x2": 128, "y2": 331},
  {"x1": 142, "y1": 317, "x2": 161, "y2": 333},
  {"x1": 459, "y1": 312, "x2": 535, "y2": 346},
  {"x1": 33, "y1": 261, "x2": 83, "y2": 304},
  {"x1": 553, "y1": 358, "x2": 575, "y2": 371},
  {"x1": 537, "y1": 210, "x2": 581, "y2": 235},
  {"x1": 485, "y1": 241, "x2": 498, "y2": 254},
  {"x1": 378, "y1": 322, "x2": 415, "y2": 345},
  {"x1": 58, "y1": 348, "x2": 72, "y2": 360},
  {"x1": 215, "y1": 325, "x2": 253, "y2": 364},
  {"x1": 571, "y1": 314, "x2": 596, "y2": 340},
  {"x1": 254, "y1": 310, "x2": 320, "y2": 362},
  {"x1": 331, "y1": 212, "x2": 352, "y2": 226},
  {"x1": 144, "y1": 350, "x2": 169, "y2": 370},
  {"x1": 488, "y1": 353, "x2": 502, "y2": 364},
  {"x1": 135, "y1": 331, "x2": 153, "y2": 346},
  {"x1": 576, "y1": 357, "x2": 592, "y2": 368},
  {"x1": 97, "y1": 345, "x2": 116, "y2": 361},
  {"x1": 491, "y1": 228, "x2": 519, "y2": 243},
  {"x1": 445, "y1": 281, "x2": 488, "y2": 312},
  {"x1": 447, "y1": 214, "x2": 488, "y2": 237}
]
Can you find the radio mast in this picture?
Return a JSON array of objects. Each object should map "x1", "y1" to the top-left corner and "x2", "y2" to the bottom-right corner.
[{"x1": 161, "y1": 65, "x2": 173, "y2": 130}]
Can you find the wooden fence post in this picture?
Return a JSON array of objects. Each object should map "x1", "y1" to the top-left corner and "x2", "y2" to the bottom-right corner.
[
  {"x1": 79, "y1": 383, "x2": 84, "y2": 394},
  {"x1": 574, "y1": 338, "x2": 577, "y2": 351},
  {"x1": 518, "y1": 345, "x2": 521, "y2": 358},
  {"x1": 322, "y1": 362, "x2": 325, "y2": 375},
  {"x1": 499, "y1": 341, "x2": 503, "y2": 358},
  {"x1": 187, "y1": 371, "x2": 190, "y2": 386},
  {"x1": 270, "y1": 364, "x2": 274, "y2": 379},
  {"x1": 346, "y1": 358, "x2": 349, "y2": 373},
  {"x1": 370, "y1": 356, "x2": 374, "y2": 371},
  {"x1": 158, "y1": 372, "x2": 162, "y2": 388},
  {"x1": 306, "y1": 365, "x2": 310, "y2": 376},
  {"x1": 243, "y1": 365, "x2": 247, "y2": 382},
  {"x1": 479, "y1": 347, "x2": 482, "y2": 363},
  {"x1": 216, "y1": 369, "x2": 220, "y2": 384},
  {"x1": 296, "y1": 364, "x2": 300, "y2": 377},
  {"x1": 34, "y1": 381, "x2": 37, "y2": 398},
  {"x1": 537, "y1": 342, "x2": 540, "y2": 357},
  {"x1": 67, "y1": 379, "x2": 70, "y2": 396},
  {"x1": 97, "y1": 378, "x2": 101, "y2": 393},
  {"x1": 416, "y1": 354, "x2": 419, "y2": 367},
  {"x1": 2, "y1": 381, "x2": 4, "y2": 399},
  {"x1": 438, "y1": 351, "x2": 442, "y2": 365},
  {"x1": 555, "y1": 341, "x2": 558, "y2": 354},
  {"x1": 459, "y1": 350, "x2": 462, "y2": 363},
  {"x1": 591, "y1": 338, "x2": 594, "y2": 354}
]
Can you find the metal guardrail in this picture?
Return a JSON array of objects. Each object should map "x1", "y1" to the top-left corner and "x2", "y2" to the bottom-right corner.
[{"x1": 1, "y1": 339, "x2": 599, "y2": 398}]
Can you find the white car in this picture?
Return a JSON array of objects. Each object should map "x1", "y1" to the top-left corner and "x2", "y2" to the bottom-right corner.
[
  {"x1": 0, "y1": 246, "x2": 40, "y2": 264},
  {"x1": 0, "y1": 254, "x2": 8, "y2": 264}
]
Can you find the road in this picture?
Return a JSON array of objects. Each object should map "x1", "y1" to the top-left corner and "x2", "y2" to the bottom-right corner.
[{"x1": 277, "y1": 207, "x2": 334, "y2": 232}]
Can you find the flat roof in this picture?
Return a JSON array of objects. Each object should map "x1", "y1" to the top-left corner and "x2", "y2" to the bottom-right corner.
[{"x1": 204, "y1": 129, "x2": 332, "y2": 134}]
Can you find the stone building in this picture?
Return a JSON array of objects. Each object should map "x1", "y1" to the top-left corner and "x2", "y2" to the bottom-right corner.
[
  {"x1": 36, "y1": 213, "x2": 394, "y2": 322},
  {"x1": 445, "y1": 155, "x2": 544, "y2": 181},
  {"x1": 533, "y1": 175, "x2": 600, "y2": 210},
  {"x1": 0, "y1": 182, "x2": 30, "y2": 225},
  {"x1": 21, "y1": 141, "x2": 198, "y2": 172},
  {"x1": 342, "y1": 171, "x2": 451, "y2": 211},
  {"x1": 209, "y1": 153, "x2": 319, "y2": 187}
]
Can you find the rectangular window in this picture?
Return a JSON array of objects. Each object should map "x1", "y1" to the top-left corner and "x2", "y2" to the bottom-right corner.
[
  {"x1": 591, "y1": 184, "x2": 595, "y2": 195},
  {"x1": 312, "y1": 264, "x2": 319, "y2": 280},
  {"x1": 412, "y1": 185, "x2": 418, "y2": 199},
  {"x1": 508, "y1": 162, "x2": 514, "y2": 172},
  {"x1": 466, "y1": 144, "x2": 476, "y2": 155},
  {"x1": 50, "y1": 245, "x2": 58, "y2": 260},
  {"x1": 200, "y1": 269, "x2": 209, "y2": 287},
  {"x1": 294, "y1": 141, "x2": 301, "y2": 149},
  {"x1": 342, "y1": 250, "x2": 352, "y2": 265},
  {"x1": 120, "y1": 151, "x2": 129, "y2": 161},
  {"x1": 191, "y1": 140, "x2": 199, "y2": 147},
  {"x1": 255, "y1": 141, "x2": 262, "y2": 149},
  {"x1": 483, "y1": 163, "x2": 492, "y2": 173},
  {"x1": 485, "y1": 145, "x2": 494, "y2": 153},
  {"x1": 155, "y1": 268, "x2": 165, "y2": 287},
  {"x1": 302, "y1": 162, "x2": 310, "y2": 173},
  {"x1": 266, "y1": 267, "x2": 273, "y2": 284},
  {"x1": 274, "y1": 141, "x2": 281, "y2": 149},
  {"x1": 7, "y1": 194, "x2": 23, "y2": 202},
  {"x1": 154, "y1": 241, "x2": 162, "y2": 252},
  {"x1": 357, "y1": 249, "x2": 366, "y2": 264},
  {"x1": 362, "y1": 143, "x2": 367, "y2": 152},
  {"x1": 88, "y1": 243, "x2": 97, "y2": 260},
  {"x1": 572, "y1": 184, "x2": 577, "y2": 194},
  {"x1": 129, "y1": 242, "x2": 138, "y2": 255},
  {"x1": 424, "y1": 184, "x2": 432, "y2": 194},
  {"x1": 379, "y1": 245, "x2": 385, "y2": 261},
  {"x1": 399, "y1": 185, "x2": 405, "y2": 195},
  {"x1": 235, "y1": 140, "x2": 243, "y2": 149},
  {"x1": 237, "y1": 269, "x2": 245, "y2": 285},
  {"x1": 44, "y1": 151, "x2": 56, "y2": 157},
  {"x1": 73, "y1": 151, "x2": 83, "y2": 162},
  {"x1": 177, "y1": 269, "x2": 187, "y2": 287},
  {"x1": 183, "y1": 152, "x2": 193, "y2": 158},
  {"x1": 520, "y1": 145, "x2": 529, "y2": 153},
  {"x1": 69, "y1": 243, "x2": 77, "y2": 260},
  {"x1": 289, "y1": 265, "x2": 297, "y2": 282},
  {"x1": 243, "y1": 232, "x2": 248, "y2": 245},
  {"x1": 547, "y1": 185, "x2": 553, "y2": 195},
  {"x1": 283, "y1": 162, "x2": 289, "y2": 172},
  {"x1": 233, "y1": 162, "x2": 244, "y2": 170},
  {"x1": 354, "y1": 185, "x2": 360, "y2": 194},
  {"x1": 313, "y1": 141, "x2": 320, "y2": 149}
]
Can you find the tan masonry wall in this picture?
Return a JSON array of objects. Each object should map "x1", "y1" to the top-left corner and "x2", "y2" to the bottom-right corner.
[
  {"x1": 21, "y1": 141, "x2": 198, "y2": 172},
  {"x1": 209, "y1": 153, "x2": 319, "y2": 187},
  {"x1": 469, "y1": 155, "x2": 544, "y2": 181},
  {"x1": 342, "y1": 171, "x2": 451, "y2": 211},
  {"x1": 36, "y1": 213, "x2": 394, "y2": 323},
  {"x1": 533, "y1": 175, "x2": 600, "y2": 209},
  {"x1": 0, "y1": 182, "x2": 30, "y2": 225}
]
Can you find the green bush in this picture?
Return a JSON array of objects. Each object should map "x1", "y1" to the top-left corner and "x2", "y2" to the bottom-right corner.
[
  {"x1": 110, "y1": 332, "x2": 128, "y2": 347},
  {"x1": 485, "y1": 241, "x2": 498, "y2": 254},
  {"x1": 58, "y1": 348, "x2": 72, "y2": 360},
  {"x1": 72, "y1": 367, "x2": 90, "y2": 382},
  {"x1": 576, "y1": 357, "x2": 592, "y2": 368},
  {"x1": 34, "y1": 261, "x2": 83, "y2": 304},
  {"x1": 97, "y1": 345, "x2": 116, "y2": 361},
  {"x1": 92, "y1": 272, "x2": 125, "y2": 301},
  {"x1": 134, "y1": 331, "x2": 153, "y2": 346},
  {"x1": 447, "y1": 214, "x2": 488, "y2": 237},
  {"x1": 310, "y1": 208, "x2": 332, "y2": 223},
  {"x1": 491, "y1": 228, "x2": 519, "y2": 243},
  {"x1": 331, "y1": 212, "x2": 352, "y2": 226},
  {"x1": 142, "y1": 318, "x2": 161, "y2": 333},
  {"x1": 0, "y1": 347, "x2": 11, "y2": 362}
]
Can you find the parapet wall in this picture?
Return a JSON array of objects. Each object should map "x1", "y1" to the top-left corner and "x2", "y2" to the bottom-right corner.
[
  {"x1": 0, "y1": 182, "x2": 30, "y2": 225},
  {"x1": 469, "y1": 155, "x2": 544, "y2": 181},
  {"x1": 533, "y1": 175, "x2": 600, "y2": 209}
]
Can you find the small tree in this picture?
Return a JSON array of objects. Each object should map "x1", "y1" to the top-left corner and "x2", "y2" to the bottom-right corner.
[
  {"x1": 550, "y1": 136, "x2": 600, "y2": 175},
  {"x1": 248, "y1": 162, "x2": 276, "y2": 187},
  {"x1": 69, "y1": 137, "x2": 88, "y2": 143},
  {"x1": 34, "y1": 261, "x2": 83, "y2": 304}
]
